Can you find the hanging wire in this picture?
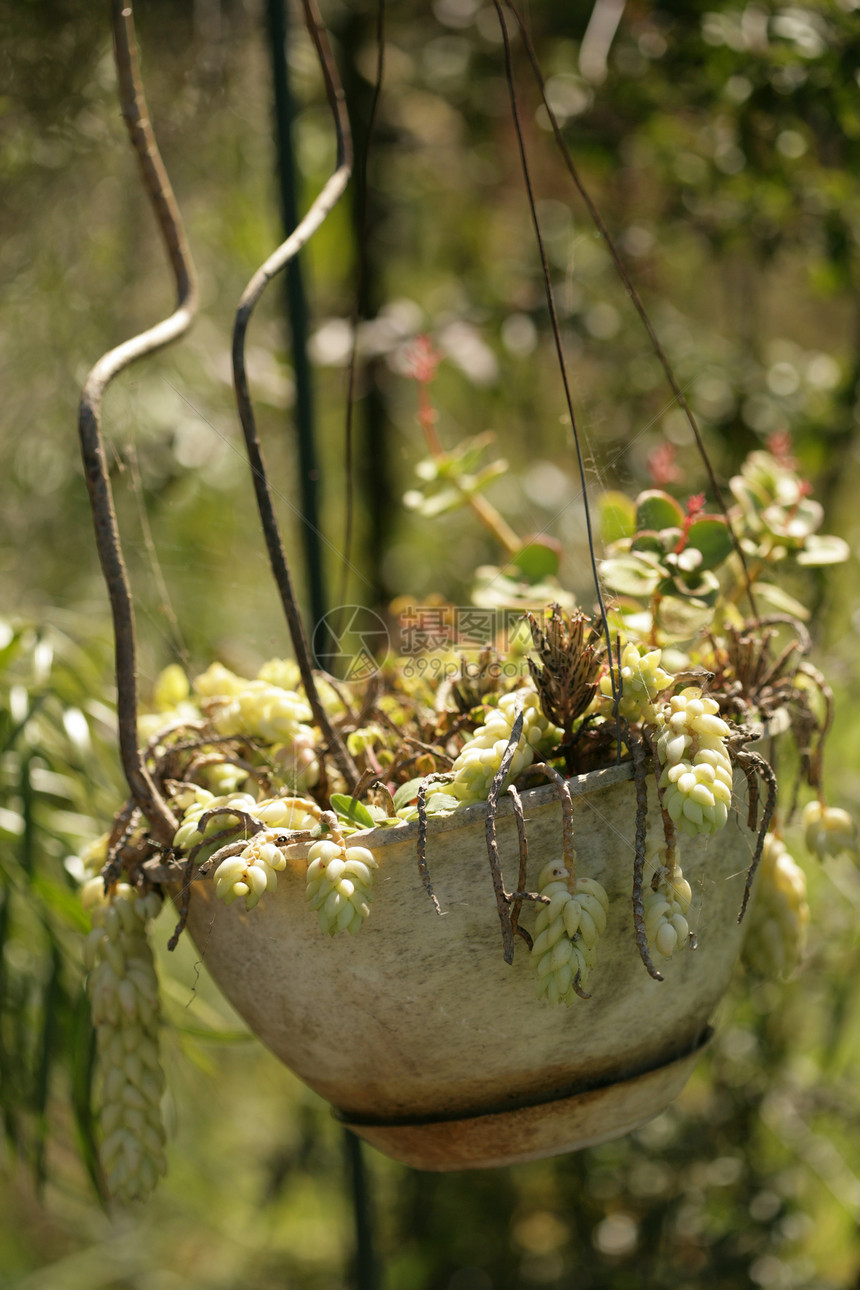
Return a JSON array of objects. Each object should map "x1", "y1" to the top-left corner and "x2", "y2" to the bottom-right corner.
[
  {"x1": 232, "y1": 0, "x2": 360, "y2": 790},
  {"x1": 505, "y1": 1, "x2": 759, "y2": 619},
  {"x1": 493, "y1": 1, "x2": 619, "y2": 706},
  {"x1": 77, "y1": 0, "x2": 198, "y2": 845}
]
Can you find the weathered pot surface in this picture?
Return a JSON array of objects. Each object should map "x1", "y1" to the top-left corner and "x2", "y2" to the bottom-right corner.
[{"x1": 178, "y1": 761, "x2": 757, "y2": 1169}]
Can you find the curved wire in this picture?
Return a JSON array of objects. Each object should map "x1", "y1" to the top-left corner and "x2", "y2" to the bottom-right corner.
[
  {"x1": 78, "y1": 0, "x2": 198, "y2": 845},
  {"x1": 232, "y1": 0, "x2": 359, "y2": 791}
]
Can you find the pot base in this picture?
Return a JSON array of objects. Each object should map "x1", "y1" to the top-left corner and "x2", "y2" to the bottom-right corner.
[{"x1": 338, "y1": 1030, "x2": 711, "y2": 1171}]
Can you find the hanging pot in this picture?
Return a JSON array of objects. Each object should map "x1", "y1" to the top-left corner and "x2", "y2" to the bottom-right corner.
[{"x1": 177, "y1": 758, "x2": 758, "y2": 1171}]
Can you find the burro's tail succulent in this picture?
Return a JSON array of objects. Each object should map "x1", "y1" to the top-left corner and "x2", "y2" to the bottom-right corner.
[
  {"x1": 650, "y1": 687, "x2": 733, "y2": 838},
  {"x1": 82, "y1": 879, "x2": 167, "y2": 1204},
  {"x1": 532, "y1": 860, "x2": 610, "y2": 1003},
  {"x1": 642, "y1": 850, "x2": 693, "y2": 959},
  {"x1": 742, "y1": 833, "x2": 809, "y2": 978},
  {"x1": 305, "y1": 840, "x2": 379, "y2": 935}
]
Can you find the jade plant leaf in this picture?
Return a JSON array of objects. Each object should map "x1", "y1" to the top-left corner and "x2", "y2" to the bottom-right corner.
[
  {"x1": 635, "y1": 490, "x2": 685, "y2": 532},
  {"x1": 761, "y1": 498, "x2": 824, "y2": 542},
  {"x1": 631, "y1": 530, "x2": 673, "y2": 556},
  {"x1": 656, "y1": 596, "x2": 716, "y2": 639},
  {"x1": 796, "y1": 533, "x2": 850, "y2": 566},
  {"x1": 600, "y1": 554, "x2": 662, "y2": 598},
  {"x1": 509, "y1": 537, "x2": 562, "y2": 584},
  {"x1": 599, "y1": 491, "x2": 636, "y2": 545},
  {"x1": 751, "y1": 582, "x2": 811, "y2": 620},
  {"x1": 685, "y1": 517, "x2": 734, "y2": 571}
]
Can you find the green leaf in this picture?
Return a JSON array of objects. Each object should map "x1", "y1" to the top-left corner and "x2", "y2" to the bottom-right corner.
[
  {"x1": 751, "y1": 582, "x2": 810, "y2": 620},
  {"x1": 405, "y1": 486, "x2": 464, "y2": 518},
  {"x1": 509, "y1": 538, "x2": 562, "y2": 584},
  {"x1": 631, "y1": 530, "x2": 671, "y2": 556},
  {"x1": 664, "y1": 568, "x2": 720, "y2": 605},
  {"x1": 393, "y1": 778, "x2": 424, "y2": 810},
  {"x1": 599, "y1": 554, "x2": 662, "y2": 598},
  {"x1": 685, "y1": 517, "x2": 734, "y2": 570},
  {"x1": 329, "y1": 794, "x2": 376, "y2": 830},
  {"x1": 464, "y1": 460, "x2": 508, "y2": 495},
  {"x1": 796, "y1": 533, "x2": 850, "y2": 566},
  {"x1": 599, "y1": 491, "x2": 636, "y2": 544},
  {"x1": 762, "y1": 498, "x2": 823, "y2": 542},
  {"x1": 70, "y1": 989, "x2": 107, "y2": 1204},
  {"x1": 471, "y1": 566, "x2": 575, "y2": 612},
  {"x1": 635, "y1": 490, "x2": 685, "y2": 533},
  {"x1": 656, "y1": 596, "x2": 716, "y2": 640}
]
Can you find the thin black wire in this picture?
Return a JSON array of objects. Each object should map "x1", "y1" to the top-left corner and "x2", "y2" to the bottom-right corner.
[
  {"x1": 506, "y1": 1, "x2": 758, "y2": 619},
  {"x1": 493, "y1": 1, "x2": 618, "y2": 705}
]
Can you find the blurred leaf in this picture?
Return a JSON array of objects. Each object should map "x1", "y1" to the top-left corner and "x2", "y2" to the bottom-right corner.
[
  {"x1": 752, "y1": 582, "x2": 811, "y2": 620},
  {"x1": 393, "y1": 778, "x2": 424, "y2": 810},
  {"x1": 69, "y1": 988, "x2": 106, "y2": 1204},
  {"x1": 796, "y1": 533, "x2": 850, "y2": 566},
  {"x1": 635, "y1": 490, "x2": 685, "y2": 532},
  {"x1": 600, "y1": 492, "x2": 637, "y2": 545},
  {"x1": 508, "y1": 538, "x2": 561, "y2": 584},
  {"x1": 656, "y1": 596, "x2": 716, "y2": 639},
  {"x1": 599, "y1": 554, "x2": 661, "y2": 598},
  {"x1": 686, "y1": 517, "x2": 734, "y2": 570},
  {"x1": 33, "y1": 944, "x2": 61, "y2": 1192}
]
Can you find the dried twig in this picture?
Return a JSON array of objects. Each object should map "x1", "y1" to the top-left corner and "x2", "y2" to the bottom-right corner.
[
  {"x1": 78, "y1": 0, "x2": 198, "y2": 845},
  {"x1": 506, "y1": 784, "x2": 531, "y2": 947},
  {"x1": 740, "y1": 758, "x2": 760, "y2": 833},
  {"x1": 735, "y1": 749, "x2": 778, "y2": 922},
  {"x1": 627, "y1": 731, "x2": 663, "y2": 981},
  {"x1": 485, "y1": 707, "x2": 525, "y2": 964},
  {"x1": 532, "y1": 761, "x2": 576, "y2": 881},
  {"x1": 416, "y1": 782, "x2": 443, "y2": 916},
  {"x1": 167, "y1": 852, "x2": 197, "y2": 951},
  {"x1": 231, "y1": 0, "x2": 359, "y2": 792}
]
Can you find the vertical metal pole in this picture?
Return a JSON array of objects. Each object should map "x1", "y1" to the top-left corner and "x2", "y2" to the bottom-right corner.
[
  {"x1": 266, "y1": 0, "x2": 327, "y2": 639},
  {"x1": 345, "y1": 1129, "x2": 376, "y2": 1290}
]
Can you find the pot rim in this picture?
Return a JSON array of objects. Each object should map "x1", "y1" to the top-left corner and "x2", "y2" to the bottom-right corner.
[
  {"x1": 343, "y1": 708, "x2": 787, "y2": 854},
  {"x1": 344, "y1": 759, "x2": 634, "y2": 853}
]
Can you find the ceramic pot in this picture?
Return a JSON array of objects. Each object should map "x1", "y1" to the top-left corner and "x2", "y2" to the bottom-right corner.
[{"x1": 179, "y1": 760, "x2": 757, "y2": 1170}]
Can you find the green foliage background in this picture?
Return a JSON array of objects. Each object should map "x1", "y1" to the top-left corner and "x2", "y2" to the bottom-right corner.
[{"x1": 1, "y1": 0, "x2": 860, "y2": 1286}]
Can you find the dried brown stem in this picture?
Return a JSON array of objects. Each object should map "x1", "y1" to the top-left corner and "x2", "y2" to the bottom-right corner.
[
  {"x1": 506, "y1": 784, "x2": 531, "y2": 947},
  {"x1": 532, "y1": 761, "x2": 576, "y2": 883},
  {"x1": 627, "y1": 731, "x2": 663, "y2": 981},
  {"x1": 167, "y1": 852, "x2": 197, "y2": 951},
  {"x1": 231, "y1": 0, "x2": 358, "y2": 792},
  {"x1": 416, "y1": 783, "x2": 443, "y2": 916},
  {"x1": 485, "y1": 707, "x2": 525, "y2": 964},
  {"x1": 736, "y1": 750, "x2": 778, "y2": 922},
  {"x1": 740, "y1": 759, "x2": 760, "y2": 833},
  {"x1": 78, "y1": 0, "x2": 198, "y2": 845}
]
